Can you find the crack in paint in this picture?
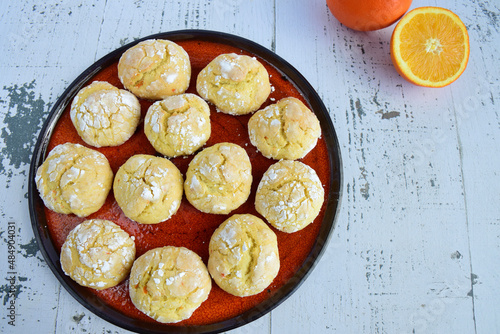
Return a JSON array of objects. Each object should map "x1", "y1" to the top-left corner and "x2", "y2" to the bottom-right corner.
[
  {"x1": 1, "y1": 80, "x2": 47, "y2": 186},
  {"x1": 451, "y1": 250, "x2": 463, "y2": 259},
  {"x1": 359, "y1": 166, "x2": 370, "y2": 200},
  {"x1": 376, "y1": 109, "x2": 401, "y2": 120},
  {"x1": 72, "y1": 313, "x2": 85, "y2": 324},
  {"x1": 19, "y1": 237, "x2": 42, "y2": 261},
  {"x1": 353, "y1": 98, "x2": 365, "y2": 119},
  {"x1": 0, "y1": 283, "x2": 22, "y2": 306},
  {"x1": 478, "y1": 2, "x2": 499, "y2": 29}
]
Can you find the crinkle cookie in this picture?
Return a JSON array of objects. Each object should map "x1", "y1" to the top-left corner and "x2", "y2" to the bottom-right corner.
[
  {"x1": 144, "y1": 93, "x2": 211, "y2": 157},
  {"x1": 113, "y1": 155, "x2": 183, "y2": 224},
  {"x1": 70, "y1": 81, "x2": 141, "y2": 147},
  {"x1": 184, "y1": 143, "x2": 252, "y2": 214},
  {"x1": 255, "y1": 160, "x2": 324, "y2": 233},
  {"x1": 60, "y1": 219, "x2": 136, "y2": 290},
  {"x1": 35, "y1": 143, "x2": 113, "y2": 217},
  {"x1": 196, "y1": 53, "x2": 271, "y2": 115},
  {"x1": 129, "y1": 246, "x2": 211, "y2": 323},
  {"x1": 208, "y1": 214, "x2": 280, "y2": 297},
  {"x1": 248, "y1": 97, "x2": 321, "y2": 160},
  {"x1": 118, "y1": 39, "x2": 191, "y2": 100}
]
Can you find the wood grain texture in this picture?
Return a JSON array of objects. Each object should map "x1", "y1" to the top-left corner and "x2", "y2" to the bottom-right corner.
[{"x1": 0, "y1": 0, "x2": 499, "y2": 333}]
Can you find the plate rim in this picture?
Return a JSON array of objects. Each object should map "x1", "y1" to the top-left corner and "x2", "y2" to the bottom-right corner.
[{"x1": 28, "y1": 29, "x2": 343, "y2": 334}]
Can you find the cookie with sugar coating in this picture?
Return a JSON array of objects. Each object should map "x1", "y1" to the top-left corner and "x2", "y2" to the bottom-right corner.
[
  {"x1": 129, "y1": 246, "x2": 211, "y2": 323},
  {"x1": 60, "y1": 219, "x2": 136, "y2": 290},
  {"x1": 184, "y1": 143, "x2": 252, "y2": 214},
  {"x1": 35, "y1": 143, "x2": 113, "y2": 217},
  {"x1": 248, "y1": 97, "x2": 321, "y2": 160},
  {"x1": 144, "y1": 93, "x2": 211, "y2": 157},
  {"x1": 208, "y1": 214, "x2": 280, "y2": 297},
  {"x1": 118, "y1": 39, "x2": 191, "y2": 100},
  {"x1": 113, "y1": 154, "x2": 183, "y2": 224},
  {"x1": 255, "y1": 160, "x2": 324, "y2": 233},
  {"x1": 196, "y1": 53, "x2": 271, "y2": 115},
  {"x1": 70, "y1": 81, "x2": 141, "y2": 148}
]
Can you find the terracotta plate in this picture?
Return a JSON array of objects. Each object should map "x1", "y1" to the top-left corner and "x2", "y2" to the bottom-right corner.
[{"x1": 28, "y1": 30, "x2": 342, "y2": 333}]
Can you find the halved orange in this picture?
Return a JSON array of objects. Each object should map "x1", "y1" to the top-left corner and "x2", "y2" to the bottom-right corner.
[{"x1": 390, "y1": 7, "x2": 470, "y2": 87}]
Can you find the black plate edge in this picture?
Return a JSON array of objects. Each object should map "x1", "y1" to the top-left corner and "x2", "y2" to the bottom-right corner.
[{"x1": 28, "y1": 29, "x2": 343, "y2": 334}]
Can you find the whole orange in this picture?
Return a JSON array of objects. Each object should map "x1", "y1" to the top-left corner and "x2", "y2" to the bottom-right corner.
[{"x1": 327, "y1": 0, "x2": 413, "y2": 31}]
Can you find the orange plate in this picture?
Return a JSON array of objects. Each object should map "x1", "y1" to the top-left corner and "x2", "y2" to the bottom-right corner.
[{"x1": 28, "y1": 30, "x2": 342, "y2": 334}]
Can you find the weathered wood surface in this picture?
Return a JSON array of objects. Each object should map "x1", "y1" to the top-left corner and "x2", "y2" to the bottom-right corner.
[{"x1": 0, "y1": 0, "x2": 499, "y2": 333}]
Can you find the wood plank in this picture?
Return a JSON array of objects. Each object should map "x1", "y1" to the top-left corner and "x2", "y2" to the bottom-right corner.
[
  {"x1": 452, "y1": 1, "x2": 500, "y2": 333},
  {"x1": 0, "y1": 0, "x2": 275, "y2": 333},
  {"x1": 272, "y1": 0, "x2": 477, "y2": 333}
]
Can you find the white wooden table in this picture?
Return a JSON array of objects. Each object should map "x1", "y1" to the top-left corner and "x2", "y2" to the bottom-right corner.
[{"x1": 1, "y1": 0, "x2": 499, "y2": 333}]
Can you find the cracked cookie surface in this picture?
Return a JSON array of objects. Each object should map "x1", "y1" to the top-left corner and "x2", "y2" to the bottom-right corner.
[
  {"x1": 184, "y1": 143, "x2": 252, "y2": 214},
  {"x1": 35, "y1": 143, "x2": 113, "y2": 217},
  {"x1": 248, "y1": 97, "x2": 321, "y2": 160},
  {"x1": 118, "y1": 39, "x2": 191, "y2": 100},
  {"x1": 196, "y1": 53, "x2": 271, "y2": 115},
  {"x1": 60, "y1": 219, "x2": 136, "y2": 290},
  {"x1": 70, "y1": 81, "x2": 141, "y2": 147},
  {"x1": 255, "y1": 160, "x2": 324, "y2": 233},
  {"x1": 113, "y1": 154, "x2": 183, "y2": 224},
  {"x1": 208, "y1": 214, "x2": 279, "y2": 297},
  {"x1": 144, "y1": 93, "x2": 211, "y2": 157},
  {"x1": 129, "y1": 246, "x2": 211, "y2": 323}
]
